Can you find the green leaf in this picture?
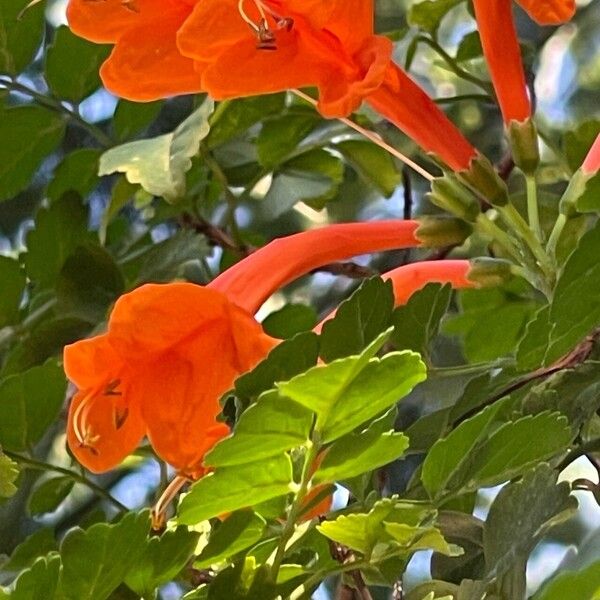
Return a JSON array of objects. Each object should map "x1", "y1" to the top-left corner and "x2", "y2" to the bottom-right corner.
[
  {"x1": 47, "y1": 149, "x2": 102, "y2": 203},
  {"x1": 484, "y1": 464, "x2": 576, "y2": 584},
  {"x1": 28, "y1": 477, "x2": 74, "y2": 516},
  {"x1": 564, "y1": 120, "x2": 600, "y2": 172},
  {"x1": 0, "y1": 448, "x2": 19, "y2": 498},
  {"x1": 177, "y1": 455, "x2": 294, "y2": 525},
  {"x1": 262, "y1": 304, "x2": 317, "y2": 340},
  {"x1": 456, "y1": 31, "x2": 483, "y2": 62},
  {"x1": 422, "y1": 400, "x2": 507, "y2": 500},
  {"x1": 45, "y1": 26, "x2": 111, "y2": 101},
  {"x1": 257, "y1": 112, "x2": 320, "y2": 168},
  {"x1": 535, "y1": 560, "x2": 600, "y2": 600},
  {"x1": 58, "y1": 511, "x2": 150, "y2": 600},
  {"x1": 2, "y1": 529, "x2": 57, "y2": 572},
  {"x1": 235, "y1": 332, "x2": 319, "y2": 400},
  {"x1": 317, "y1": 497, "x2": 434, "y2": 557},
  {"x1": 0, "y1": 256, "x2": 25, "y2": 328},
  {"x1": 113, "y1": 100, "x2": 163, "y2": 141},
  {"x1": 8, "y1": 556, "x2": 61, "y2": 600},
  {"x1": 408, "y1": 0, "x2": 463, "y2": 36},
  {"x1": 463, "y1": 412, "x2": 573, "y2": 490},
  {"x1": 0, "y1": 106, "x2": 65, "y2": 201},
  {"x1": 135, "y1": 229, "x2": 211, "y2": 284},
  {"x1": 0, "y1": 0, "x2": 45, "y2": 75},
  {"x1": 206, "y1": 95, "x2": 286, "y2": 149},
  {"x1": 55, "y1": 242, "x2": 125, "y2": 322},
  {"x1": 99, "y1": 100, "x2": 214, "y2": 202},
  {"x1": 279, "y1": 333, "x2": 426, "y2": 443},
  {"x1": 543, "y1": 222, "x2": 600, "y2": 364},
  {"x1": 124, "y1": 528, "x2": 199, "y2": 598},
  {"x1": 574, "y1": 172, "x2": 600, "y2": 213},
  {"x1": 392, "y1": 283, "x2": 452, "y2": 357},
  {"x1": 204, "y1": 391, "x2": 313, "y2": 467},
  {"x1": 24, "y1": 192, "x2": 90, "y2": 288},
  {"x1": 0, "y1": 363, "x2": 67, "y2": 452},
  {"x1": 261, "y1": 149, "x2": 344, "y2": 217},
  {"x1": 516, "y1": 305, "x2": 550, "y2": 371},
  {"x1": 444, "y1": 284, "x2": 538, "y2": 362},
  {"x1": 336, "y1": 140, "x2": 401, "y2": 197},
  {"x1": 195, "y1": 510, "x2": 266, "y2": 568},
  {"x1": 320, "y1": 278, "x2": 394, "y2": 362},
  {"x1": 312, "y1": 428, "x2": 409, "y2": 485}
]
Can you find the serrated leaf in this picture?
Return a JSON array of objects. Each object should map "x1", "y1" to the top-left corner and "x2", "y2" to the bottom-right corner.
[
  {"x1": 392, "y1": 283, "x2": 452, "y2": 357},
  {"x1": 124, "y1": 528, "x2": 199, "y2": 597},
  {"x1": 45, "y1": 26, "x2": 110, "y2": 101},
  {"x1": 463, "y1": 413, "x2": 573, "y2": 490},
  {"x1": 279, "y1": 331, "x2": 426, "y2": 443},
  {"x1": 564, "y1": 120, "x2": 600, "y2": 172},
  {"x1": 0, "y1": 106, "x2": 65, "y2": 202},
  {"x1": 0, "y1": 363, "x2": 67, "y2": 452},
  {"x1": 534, "y1": 560, "x2": 600, "y2": 600},
  {"x1": 484, "y1": 464, "x2": 577, "y2": 585},
  {"x1": 235, "y1": 332, "x2": 319, "y2": 400},
  {"x1": 422, "y1": 401, "x2": 507, "y2": 500},
  {"x1": 195, "y1": 510, "x2": 266, "y2": 569},
  {"x1": 320, "y1": 278, "x2": 394, "y2": 362},
  {"x1": 204, "y1": 391, "x2": 313, "y2": 467},
  {"x1": 99, "y1": 100, "x2": 214, "y2": 202},
  {"x1": 318, "y1": 497, "x2": 435, "y2": 558},
  {"x1": 178, "y1": 455, "x2": 294, "y2": 525},
  {"x1": 58, "y1": 511, "x2": 150, "y2": 600},
  {"x1": 0, "y1": 0, "x2": 45, "y2": 75},
  {"x1": 8, "y1": 556, "x2": 61, "y2": 600},
  {"x1": 312, "y1": 427, "x2": 409, "y2": 485},
  {"x1": 0, "y1": 449, "x2": 19, "y2": 498},
  {"x1": 2, "y1": 529, "x2": 57, "y2": 572},
  {"x1": 28, "y1": 477, "x2": 74, "y2": 516}
]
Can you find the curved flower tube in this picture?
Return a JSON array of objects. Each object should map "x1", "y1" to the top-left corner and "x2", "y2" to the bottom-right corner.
[
  {"x1": 65, "y1": 218, "x2": 460, "y2": 474},
  {"x1": 582, "y1": 133, "x2": 600, "y2": 175},
  {"x1": 472, "y1": 0, "x2": 575, "y2": 125}
]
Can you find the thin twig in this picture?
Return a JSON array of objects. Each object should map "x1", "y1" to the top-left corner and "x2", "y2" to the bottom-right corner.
[
  {"x1": 292, "y1": 89, "x2": 435, "y2": 182},
  {"x1": 5, "y1": 451, "x2": 128, "y2": 512}
]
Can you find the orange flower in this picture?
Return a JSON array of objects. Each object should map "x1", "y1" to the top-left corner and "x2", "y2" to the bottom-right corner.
[
  {"x1": 64, "y1": 220, "x2": 467, "y2": 475},
  {"x1": 473, "y1": 0, "x2": 575, "y2": 124},
  {"x1": 66, "y1": 0, "x2": 202, "y2": 101},
  {"x1": 67, "y1": 0, "x2": 477, "y2": 171},
  {"x1": 582, "y1": 133, "x2": 600, "y2": 175},
  {"x1": 176, "y1": 0, "x2": 393, "y2": 118},
  {"x1": 65, "y1": 283, "x2": 276, "y2": 474}
]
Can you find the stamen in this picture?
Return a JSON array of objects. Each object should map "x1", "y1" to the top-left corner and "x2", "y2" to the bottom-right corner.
[
  {"x1": 238, "y1": 0, "x2": 260, "y2": 32},
  {"x1": 151, "y1": 475, "x2": 190, "y2": 530}
]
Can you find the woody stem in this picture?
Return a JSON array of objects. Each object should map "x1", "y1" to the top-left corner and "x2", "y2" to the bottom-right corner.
[{"x1": 291, "y1": 89, "x2": 435, "y2": 182}]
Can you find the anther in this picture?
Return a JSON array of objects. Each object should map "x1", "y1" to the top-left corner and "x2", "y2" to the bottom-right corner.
[{"x1": 257, "y1": 19, "x2": 277, "y2": 50}]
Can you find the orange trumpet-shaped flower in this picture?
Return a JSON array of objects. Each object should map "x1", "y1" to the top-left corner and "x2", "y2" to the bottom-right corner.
[
  {"x1": 64, "y1": 283, "x2": 276, "y2": 474},
  {"x1": 472, "y1": 0, "x2": 575, "y2": 124},
  {"x1": 582, "y1": 134, "x2": 600, "y2": 175},
  {"x1": 66, "y1": 0, "x2": 202, "y2": 101},
  {"x1": 65, "y1": 219, "x2": 452, "y2": 474}
]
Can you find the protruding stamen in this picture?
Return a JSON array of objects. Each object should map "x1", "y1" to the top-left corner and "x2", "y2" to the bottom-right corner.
[{"x1": 257, "y1": 19, "x2": 277, "y2": 50}]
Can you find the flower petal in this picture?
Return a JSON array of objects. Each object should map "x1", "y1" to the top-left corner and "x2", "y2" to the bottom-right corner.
[
  {"x1": 516, "y1": 0, "x2": 575, "y2": 24},
  {"x1": 100, "y1": 17, "x2": 201, "y2": 101},
  {"x1": 63, "y1": 334, "x2": 121, "y2": 391},
  {"x1": 67, "y1": 384, "x2": 145, "y2": 474},
  {"x1": 67, "y1": 0, "x2": 190, "y2": 43}
]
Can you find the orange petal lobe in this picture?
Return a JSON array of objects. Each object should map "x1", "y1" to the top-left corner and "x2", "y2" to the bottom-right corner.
[{"x1": 516, "y1": 0, "x2": 575, "y2": 24}]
